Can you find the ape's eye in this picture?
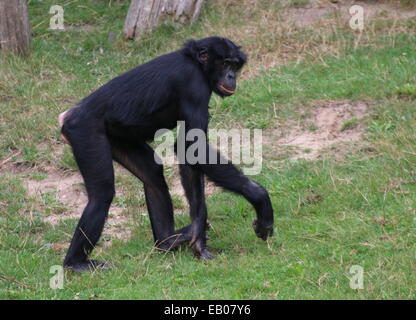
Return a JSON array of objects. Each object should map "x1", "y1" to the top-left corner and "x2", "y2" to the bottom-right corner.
[
  {"x1": 223, "y1": 61, "x2": 235, "y2": 68},
  {"x1": 200, "y1": 53, "x2": 209, "y2": 61}
]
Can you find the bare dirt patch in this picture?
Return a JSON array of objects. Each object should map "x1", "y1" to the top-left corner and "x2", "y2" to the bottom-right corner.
[
  {"x1": 25, "y1": 171, "x2": 86, "y2": 216},
  {"x1": 285, "y1": 2, "x2": 331, "y2": 28},
  {"x1": 0, "y1": 164, "x2": 132, "y2": 243},
  {"x1": 265, "y1": 101, "x2": 369, "y2": 160},
  {"x1": 24, "y1": 169, "x2": 132, "y2": 242},
  {"x1": 3, "y1": 158, "x2": 219, "y2": 241}
]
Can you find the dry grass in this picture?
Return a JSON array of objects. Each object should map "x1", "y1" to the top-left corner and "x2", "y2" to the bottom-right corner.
[
  {"x1": 201, "y1": 0, "x2": 416, "y2": 78},
  {"x1": 1, "y1": 0, "x2": 415, "y2": 299}
]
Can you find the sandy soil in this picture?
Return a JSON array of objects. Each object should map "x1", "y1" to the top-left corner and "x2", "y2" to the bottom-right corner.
[{"x1": 265, "y1": 100, "x2": 369, "y2": 159}]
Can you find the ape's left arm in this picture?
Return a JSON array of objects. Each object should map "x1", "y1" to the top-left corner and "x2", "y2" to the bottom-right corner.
[{"x1": 178, "y1": 99, "x2": 274, "y2": 257}]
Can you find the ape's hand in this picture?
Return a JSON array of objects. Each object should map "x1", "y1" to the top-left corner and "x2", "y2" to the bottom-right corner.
[{"x1": 252, "y1": 219, "x2": 274, "y2": 241}]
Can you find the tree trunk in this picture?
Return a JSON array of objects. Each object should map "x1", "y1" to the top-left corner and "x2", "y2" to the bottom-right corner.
[
  {"x1": 124, "y1": 0, "x2": 204, "y2": 39},
  {"x1": 0, "y1": 0, "x2": 31, "y2": 55}
]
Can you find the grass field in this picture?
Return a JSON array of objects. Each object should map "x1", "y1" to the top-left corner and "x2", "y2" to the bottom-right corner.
[{"x1": 1, "y1": 0, "x2": 416, "y2": 299}]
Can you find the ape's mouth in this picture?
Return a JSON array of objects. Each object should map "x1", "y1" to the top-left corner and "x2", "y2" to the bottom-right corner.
[{"x1": 218, "y1": 84, "x2": 235, "y2": 95}]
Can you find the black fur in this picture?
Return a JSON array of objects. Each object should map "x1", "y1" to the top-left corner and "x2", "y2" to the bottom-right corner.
[{"x1": 61, "y1": 36, "x2": 273, "y2": 271}]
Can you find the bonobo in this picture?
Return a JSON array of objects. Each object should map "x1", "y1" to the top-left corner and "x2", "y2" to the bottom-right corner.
[{"x1": 59, "y1": 36, "x2": 274, "y2": 272}]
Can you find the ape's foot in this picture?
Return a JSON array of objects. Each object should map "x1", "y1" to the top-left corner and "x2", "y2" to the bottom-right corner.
[
  {"x1": 174, "y1": 223, "x2": 210, "y2": 242},
  {"x1": 155, "y1": 234, "x2": 188, "y2": 252},
  {"x1": 191, "y1": 237, "x2": 215, "y2": 261},
  {"x1": 64, "y1": 259, "x2": 111, "y2": 272},
  {"x1": 194, "y1": 247, "x2": 215, "y2": 261},
  {"x1": 156, "y1": 223, "x2": 211, "y2": 252}
]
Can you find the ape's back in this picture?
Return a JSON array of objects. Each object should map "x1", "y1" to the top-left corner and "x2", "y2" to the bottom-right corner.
[{"x1": 78, "y1": 49, "x2": 201, "y2": 126}]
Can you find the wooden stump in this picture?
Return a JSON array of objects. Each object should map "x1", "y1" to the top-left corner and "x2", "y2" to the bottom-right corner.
[
  {"x1": 0, "y1": 0, "x2": 31, "y2": 55},
  {"x1": 124, "y1": 0, "x2": 204, "y2": 39}
]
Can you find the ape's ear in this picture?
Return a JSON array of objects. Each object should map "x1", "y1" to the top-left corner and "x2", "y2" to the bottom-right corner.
[
  {"x1": 238, "y1": 47, "x2": 248, "y2": 65},
  {"x1": 197, "y1": 47, "x2": 209, "y2": 64},
  {"x1": 184, "y1": 40, "x2": 209, "y2": 64}
]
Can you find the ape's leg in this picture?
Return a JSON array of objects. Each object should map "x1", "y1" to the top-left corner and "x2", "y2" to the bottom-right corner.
[
  {"x1": 111, "y1": 141, "x2": 182, "y2": 251},
  {"x1": 178, "y1": 164, "x2": 214, "y2": 260},
  {"x1": 62, "y1": 119, "x2": 115, "y2": 272}
]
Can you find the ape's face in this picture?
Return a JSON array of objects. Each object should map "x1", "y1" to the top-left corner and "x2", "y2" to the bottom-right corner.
[
  {"x1": 188, "y1": 37, "x2": 247, "y2": 97},
  {"x1": 212, "y1": 55, "x2": 245, "y2": 97},
  {"x1": 208, "y1": 38, "x2": 247, "y2": 97}
]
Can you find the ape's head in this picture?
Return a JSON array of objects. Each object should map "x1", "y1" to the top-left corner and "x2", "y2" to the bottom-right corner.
[{"x1": 185, "y1": 37, "x2": 247, "y2": 97}]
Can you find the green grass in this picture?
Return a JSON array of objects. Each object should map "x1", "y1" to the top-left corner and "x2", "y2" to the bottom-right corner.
[
  {"x1": 213, "y1": 35, "x2": 416, "y2": 129},
  {"x1": 1, "y1": 0, "x2": 416, "y2": 299},
  {"x1": 341, "y1": 118, "x2": 359, "y2": 132},
  {"x1": 288, "y1": 0, "x2": 310, "y2": 7}
]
